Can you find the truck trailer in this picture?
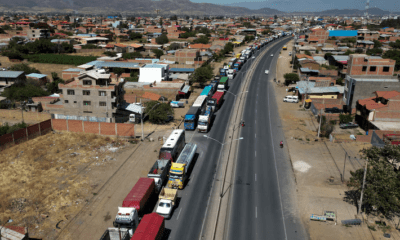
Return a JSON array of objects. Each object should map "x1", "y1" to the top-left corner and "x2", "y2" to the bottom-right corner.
[
  {"x1": 197, "y1": 106, "x2": 214, "y2": 133},
  {"x1": 168, "y1": 143, "x2": 197, "y2": 189},
  {"x1": 130, "y1": 213, "x2": 165, "y2": 240},
  {"x1": 147, "y1": 160, "x2": 171, "y2": 193},
  {"x1": 207, "y1": 91, "x2": 224, "y2": 112}
]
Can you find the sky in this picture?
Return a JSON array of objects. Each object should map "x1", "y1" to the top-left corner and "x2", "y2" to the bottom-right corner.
[{"x1": 190, "y1": 0, "x2": 400, "y2": 12}]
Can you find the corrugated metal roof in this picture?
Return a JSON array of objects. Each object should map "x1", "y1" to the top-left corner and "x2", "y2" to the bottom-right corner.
[
  {"x1": 87, "y1": 61, "x2": 140, "y2": 69},
  {"x1": 328, "y1": 30, "x2": 358, "y2": 37},
  {"x1": 125, "y1": 103, "x2": 143, "y2": 114},
  {"x1": 169, "y1": 68, "x2": 195, "y2": 73},
  {"x1": 332, "y1": 55, "x2": 350, "y2": 61},
  {"x1": 313, "y1": 56, "x2": 325, "y2": 61},
  {"x1": 63, "y1": 68, "x2": 82, "y2": 72},
  {"x1": 357, "y1": 40, "x2": 374, "y2": 44},
  {"x1": 143, "y1": 64, "x2": 165, "y2": 69},
  {"x1": 26, "y1": 73, "x2": 47, "y2": 78},
  {"x1": 0, "y1": 71, "x2": 24, "y2": 78}
]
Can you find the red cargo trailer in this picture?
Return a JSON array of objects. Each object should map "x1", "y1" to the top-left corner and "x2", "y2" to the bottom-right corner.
[
  {"x1": 130, "y1": 213, "x2": 165, "y2": 240},
  {"x1": 122, "y1": 178, "x2": 155, "y2": 214},
  {"x1": 208, "y1": 91, "x2": 224, "y2": 111}
]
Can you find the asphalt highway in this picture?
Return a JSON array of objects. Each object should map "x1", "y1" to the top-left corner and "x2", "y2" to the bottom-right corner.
[
  {"x1": 164, "y1": 37, "x2": 306, "y2": 240},
  {"x1": 227, "y1": 39, "x2": 308, "y2": 239}
]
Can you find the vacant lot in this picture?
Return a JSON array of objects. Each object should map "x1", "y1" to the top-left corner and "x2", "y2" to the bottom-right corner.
[{"x1": 0, "y1": 132, "x2": 128, "y2": 238}]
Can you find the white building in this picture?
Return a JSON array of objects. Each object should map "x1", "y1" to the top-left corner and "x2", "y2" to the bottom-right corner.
[{"x1": 138, "y1": 64, "x2": 169, "y2": 83}]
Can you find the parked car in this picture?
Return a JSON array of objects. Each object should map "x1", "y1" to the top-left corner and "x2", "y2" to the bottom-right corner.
[
  {"x1": 325, "y1": 107, "x2": 343, "y2": 113},
  {"x1": 289, "y1": 52, "x2": 292, "y2": 56},
  {"x1": 270, "y1": 54, "x2": 274, "y2": 57},
  {"x1": 283, "y1": 95, "x2": 299, "y2": 103},
  {"x1": 265, "y1": 70, "x2": 269, "y2": 74},
  {"x1": 340, "y1": 123, "x2": 359, "y2": 129}
]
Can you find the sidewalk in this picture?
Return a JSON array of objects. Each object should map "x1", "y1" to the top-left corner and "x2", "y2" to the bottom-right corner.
[{"x1": 273, "y1": 41, "x2": 376, "y2": 240}]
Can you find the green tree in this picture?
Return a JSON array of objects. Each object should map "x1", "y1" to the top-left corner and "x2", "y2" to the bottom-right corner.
[
  {"x1": 304, "y1": 50, "x2": 312, "y2": 56},
  {"x1": 373, "y1": 40, "x2": 382, "y2": 49},
  {"x1": 339, "y1": 113, "x2": 354, "y2": 123},
  {"x1": 383, "y1": 50, "x2": 400, "y2": 71},
  {"x1": 193, "y1": 35, "x2": 209, "y2": 44},
  {"x1": 170, "y1": 15, "x2": 178, "y2": 21},
  {"x1": 223, "y1": 42, "x2": 234, "y2": 54},
  {"x1": 144, "y1": 101, "x2": 174, "y2": 124},
  {"x1": 113, "y1": 68, "x2": 125, "y2": 77},
  {"x1": 347, "y1": 145, "x2": 400, "y2": 218},
  {"x1": 152, "y1": 49, "x2": 164, "y2": 58},
  {"x1": 1, "y1": 82, "x2": 49, "y2": 101},
  {"x1": 283, "y1": 73, "x2": 299, "y2": 85},
  {"x1": 324, "y1": 53, "x2": 333, "y2": 59},
  {"x1": 336, "y1": 77, "x2": 344, "y2": 86},
  {"x1": 389, "y1": 40, "x2": 400, "y2": 49},
  {"x1": 46, "y1": 74, "x2": 65, "y2": 94},
  {"x1": 10, "y1": 63, "x2": 41, "y2": 74},
  {"x1": 0, "y1": 122, "x2": 28, "y2": 137},
  {"x1": 168, "y1": 43, "x2": 181, "y2": 50},
  {"x1": 123, "y1": 52, "x2": 142, "y2": 59},
  {"x1": 155, "y1": 34, "x2": 169, "y2": 44},
  {"x1": 104, "y1": 51, "x2": 117, "y2": 57},
  {"x1": 129, "y1": 32, "x2": 142, "y2": 40},
  {"x1": 190, "y1": 65, "x2": 213, "y2": 86},
  {"x1": 366, "y1": 48, "x2": 383, "y2": 56}
]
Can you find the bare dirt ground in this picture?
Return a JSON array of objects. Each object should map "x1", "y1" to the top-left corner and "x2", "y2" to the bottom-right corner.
[
  {"x1": 0, "y1": 131, "x2": 129, "y2": 239},
  {"x1": 273, "y1": 41, "x2": 398, "y2": 239}
]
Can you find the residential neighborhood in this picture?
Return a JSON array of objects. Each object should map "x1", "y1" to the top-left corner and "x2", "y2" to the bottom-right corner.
[{"x1": 0, "y1": 9, "x2": 400, "y2": 240}]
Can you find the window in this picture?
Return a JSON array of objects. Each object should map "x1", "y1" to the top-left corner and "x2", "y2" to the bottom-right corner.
[
  {"x1": 83, "y1": 111, "x2": 92, "y2": 113},
  {"x1": 370, "y1": 66, "x2": 376, "y2": 72},
  {"x1": 65, "y1": 100, "x2": 69, "y2": 103},
  {"x1": 83, "y1": 101, "x2": 91, "y2": 106},
  {"x1": 83, "y1": 80, "x2": 92, "y2": 85},
  {"x1": 99, "y1": 91, "x2": 107, "y2": 96},
  {"x1": 362, "y1": 66, "x2": 367, "y2": 72},
  {"x1": 83, "y1": 90, "x2": 90, "y2": 96},
  {"x1": 67, "y1": 90, "x2": 75, "y2": 95},
  {"x1": 99, "y1": 102, "x2": 106, "y2": 106},
  {"x1": 383, "y1": 67, "x2": 390, "y2": 72},
  {"x1": 74, "y1": 101, "x2": 77, "y2": 103}
]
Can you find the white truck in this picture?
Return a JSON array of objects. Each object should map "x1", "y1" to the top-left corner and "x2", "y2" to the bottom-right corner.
[
  {"x1": 197, "y1": 106, "x2": 214, "y2": 133},
  {"x1": 113, "y1": 207, "x2": 139, "y2": 230},
  {"x1": 227, "y1": 69, "x2": 236, "y2": 79},
  {"x1": 156, "y1": 187, "x2": 178, "y2": 219}
]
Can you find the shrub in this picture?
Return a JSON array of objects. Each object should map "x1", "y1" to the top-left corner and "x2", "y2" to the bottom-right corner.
[{"x1": 23, "y1": 54, "x2": 97, "y2": 65}]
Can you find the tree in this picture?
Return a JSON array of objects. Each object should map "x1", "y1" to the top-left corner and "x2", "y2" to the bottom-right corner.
[
  {"x1": 304, "y1": 50, "x2": 312, "y2": 56},
  {"x1": 155, "y1": 34, "x2": 169, "y2": 44},
  {"x1": 10, "y1": 63, "x2": 40, "y2": 74},
  {"x1": 46, "y1": 74, "x2": 65, "y2": 94},
  {"x1": 1, "y1": 82, "x2": 49, "y2": 101},
  {"x1": 113, "y1": 68, "x2": 125, "y2": 77},
  {"x1": 152, "y1": 49, "x2": 164, "y2": 58},
  {"x1": 283, "y1": 73, "x2": 299, "y2": 86},
  {"x1": 366, "y1": 48, "x2": 383, "y2": 56},
  {"x1": 193, "y1": 35, "x2": 209, "y2": 44},
  {"x1": 123, "y1": 52, "x2": 142, "y2": 59},
  {"x1": 129, "y1": 32, "x2": 142, "y2": 40},
  {"x1": 170, "y1": 15, "x2": 178, "y2": 21},
  {"x1": 223, "y1": 42, "x2": 234, "y2": 55},
  {"x1": 339, "y1": 113, "x2": 354, "y2": 123},
  {"x1": 190, "y1": 65, "x2": 213, "y2": 86},
  {"x1": 144, "y1": 101, "x2": 174, "y2": 124},
  {"x1": 104, "y1": 51, "x2": 117, "y2": 57},
  {"x1": 347, "y1": 145, "x2": 400, "y2": 218},
  {"x1": 168, "y1": 43, "x2": 181, "y2": 50},
  {"x1": 373, "y1": 40, "x2": 382, "y2": 49},
  {"x1": 336, "y1": 77, "x2": 344, "y2": 86},
  {"x1": 383, "y1": 50, "x2": 400, "y2": 71},
  {"x1": 389, "y1": 40, "x2": 400, "y2": 49},
  {"x1": 324, "y1": 52, "x2": 333, "y2": 59}
]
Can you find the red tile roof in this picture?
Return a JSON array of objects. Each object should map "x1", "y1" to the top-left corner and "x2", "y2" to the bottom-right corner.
[
  {"x1": 375, "y1": 90, "x2": 400, "y2": 100},
  {"x1": 188, "y1": 44, "x2": 211, "y2": 49},
  {"x1": 5, "y1": 225, "x2": 26, "y2": 235}
]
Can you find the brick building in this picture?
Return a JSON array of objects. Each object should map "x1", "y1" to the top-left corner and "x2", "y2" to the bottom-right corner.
[
  {"x1": 306, "y1": 29, "x2": 329, "y2": 44},
  {"x1": 145, "y1": 26, "x2": 163, "y2": 33},
  {"x1": 357, "y1": 30, "x2": 379, "y2": 41},
  {"x1": 347, "y1": 54, "x2": 395, "y2": 76},
  {"x1": 56, "y1": 69, "x2": 124, "y2": 122}
]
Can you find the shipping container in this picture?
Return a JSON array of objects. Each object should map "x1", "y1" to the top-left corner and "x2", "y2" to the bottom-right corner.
[
  {"x1": 130, "y1": 213, "x2": 165, "y2": 240},
  {"x1": 122, "y1": 178, "x2": 155, "y2": 214}
]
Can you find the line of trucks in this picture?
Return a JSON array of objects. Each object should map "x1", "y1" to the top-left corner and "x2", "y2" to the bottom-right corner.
[{"x1": 100, "y1": 130, "x2": 197, "y2": 240}]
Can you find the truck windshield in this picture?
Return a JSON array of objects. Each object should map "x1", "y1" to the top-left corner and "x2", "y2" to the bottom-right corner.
[
  {"x1": 198, "y1": 122, "x2": 207, "y2": 126},
  {"x1": 169, "y1": 173, "x2": 182, "y2": 179},
  {"x1": 159, "y1": 150, "x2": 172, "y2": 160},
  {"x1": 159, "y1": 202, "x2": 171, "y2": 208},
  {"x1": 185, "y1": 119, "x2": 194, "y2": 123},
  {"x1": 207, "y1": 100, "x2": 215, "y2": 105}
]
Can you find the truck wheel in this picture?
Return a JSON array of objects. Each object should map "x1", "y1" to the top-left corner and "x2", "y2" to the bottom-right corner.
[{"x1": 113, "y1": 221, "x2": 119, "y2": 228}]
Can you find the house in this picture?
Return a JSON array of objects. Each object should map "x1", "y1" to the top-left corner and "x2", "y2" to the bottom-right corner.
[
  {"x1": 138, "y1": 64, "x2": 169, "y2": 83},
  {"x1": 0, "y1": 71, "x2": 26, "y2": 86},
  {"x1": 56, "y1": 69, "x2": 124, "y2": 122},
  {"x1": 26, "y1": 73, "x2": 48, "y2": 84},
  {"x1": 296, "y1": 80, "x2": 344, "y2": 104},
  {"x1": 357, "y1": 91, "x2": 400, "y2": 131},
  {"x1": 347, "y1": 54, "x2": 395, "y2": 76},
  {"x1": 27, "y1": 28, "x2": 50, "y2": 40},
  {"x1": 0, "y1": 225, "x2": 29, "y2": 240}
]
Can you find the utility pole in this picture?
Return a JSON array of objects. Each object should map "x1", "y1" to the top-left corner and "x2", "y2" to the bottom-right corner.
[
  {"x1": 140, "y1": 99, "x2": 144, "y2": 141},
  {"x1": 358, "y1": 160, "x2": 368, "y2": 215},
  {"x1": 342, "y1": 152, "x2": 347, "y2": 182},
  {"x1": 302, "y1": 76, "x2": 310, "y2": 108},
  {"x1": 317, "y1": 108, "x2": 323, "y2": 138}
]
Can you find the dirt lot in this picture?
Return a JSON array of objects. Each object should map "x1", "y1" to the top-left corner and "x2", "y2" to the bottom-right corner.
[
  {"x1": 0, "y1": 131, "x2": 129, "y2": 238},
  {"x1": 272, "y1": 41, "x2": 398, "y2": 239}
]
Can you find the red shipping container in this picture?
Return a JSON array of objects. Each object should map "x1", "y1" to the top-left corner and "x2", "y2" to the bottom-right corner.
[
  {"x1": 122, "y1": 178, "x2": 155, "y2": 213},
  {"x1": 131, "y1": 213, "x2": 165, "y2": 240}
]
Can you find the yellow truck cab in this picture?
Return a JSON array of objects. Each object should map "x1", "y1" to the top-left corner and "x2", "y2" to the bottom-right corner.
[{"x1": 168, "y1": 143, "x2": 197, "y2": 189}]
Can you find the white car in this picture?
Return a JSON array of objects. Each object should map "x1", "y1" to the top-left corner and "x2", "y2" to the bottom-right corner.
[
  {"x1": 252, "y1": 56, "x2": 255, "y2": 59},
  {"x1": 265, "y1": 70, "x2": 269, "y2": 74},
  {"x1": 271, "y1": 54, "x2": 274, "y2": 57},
  {"x1": 283, "y1": 95, "x2": 299, "y2": 103}
]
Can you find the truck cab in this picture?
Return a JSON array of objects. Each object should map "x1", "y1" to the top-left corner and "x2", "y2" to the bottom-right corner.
[
  {"x1": 198, "y1": 106, "x2": 213, "y2": 133},
  {"x1": 227, "y1": 69, "x2": 236, "y2": 79},
  {"x1": 113, "y1": 207, "x2": 139, "y2": 230}
]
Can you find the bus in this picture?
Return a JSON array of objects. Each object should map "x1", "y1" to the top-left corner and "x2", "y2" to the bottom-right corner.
[{"x1": 159, "y1": 129, "x2": 186, "y2": 162}]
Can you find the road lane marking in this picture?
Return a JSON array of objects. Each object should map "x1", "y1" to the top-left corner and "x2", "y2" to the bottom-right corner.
[
  {"x1": 267, "y1": 80, "x2": 288, "y2": 240},
  {"x1": 256, "y1": 206, "x2": 257, "y2": 218},
  {"x1": 255, "y1": 133, "x2": 256, "y2": 138},
  {"x1": 177, "y1": 208, "x2": 182, "y2": 220},
  {"x1": 255, "y1": 174, "x2": 257, "y2": 182},
  {"x1": 255, "y1": 151, "x2": 256, "y2": 157}
]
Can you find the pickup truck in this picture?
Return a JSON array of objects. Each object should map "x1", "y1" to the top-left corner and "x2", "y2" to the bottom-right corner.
[
  {"x1": 156, "y1": 188, "x2": 178, "y2": 219},
  {"x1": 147, "y1": 160, "x2": 171, "y2": 193}
]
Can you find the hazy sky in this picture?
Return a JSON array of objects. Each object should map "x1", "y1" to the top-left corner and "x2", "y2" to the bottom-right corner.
[{"x1": 190, "y1": 0, "x2": 400, "y2": 12}]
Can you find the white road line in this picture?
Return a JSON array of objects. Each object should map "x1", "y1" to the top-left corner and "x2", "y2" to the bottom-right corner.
[
  {"x1": 177, "y1": 208, "x2": 182, "y2": 220},
  {"x1": 256, "y1": 206, "x2": 258, "y2": 218},
  {"x1": 255, "y1": 151, "x2": 257, "y2": 157},
  {"x1": 267, "y1": 78, "x2": 288, "y2": 240},
  {"x1": 255, "y1": 174, "x2": 257, "y2": 182},
  {"x1": 255, "y1": 133, "x2": 256, "y2": 138}
]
